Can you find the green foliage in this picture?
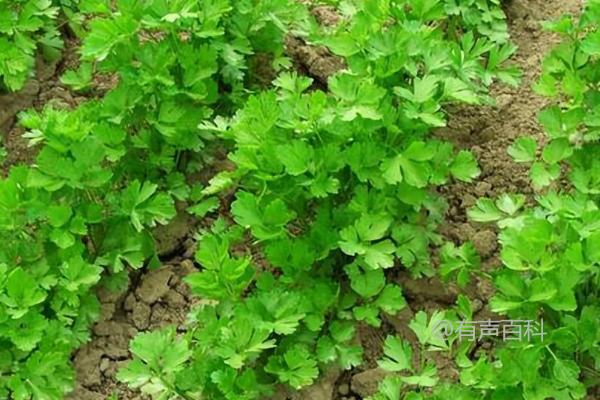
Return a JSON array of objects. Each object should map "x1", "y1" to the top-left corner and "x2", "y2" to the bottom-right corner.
[
  {"x1": 458, "y1": 3, "x2": 600, "y2": 398},
  {"x1": 116, "y1": 1, "x2": 519, "y2": 398},
  {"x1": 409, "y1": 310, "x2": 451, "y2": 351},
  {"x1": 312, "y1": 0, "x2": 519, "y2": 128},
  {"x1": 439, "y1": 241, "x2": 481, "y2": 287},
  {"x1": 265, "y1": 345, "x2": 319, "y2": 389},
  {"x1": 445, "y1": 0, "x2": 510, "y2": 43},
  {"x1": 507, "y1": 136, "x2": 537, "y2": 162},
  {"x1": 468, "y1": 193, "x2": 526, "y2": 226},
  {"x1": 466, "y1": 190, "x2": 600, "y2": 396},
  {"x1": 368, "y1": 310, "x2": 462, "y2": 399},
  {"x1": 61, "y1": 0, "x2": 311, "y2": 182},
  {"x1": 117, "y1": 328, "x2": 192, "y2": 398},
  {"x1": 0, "y1": 0, "x2": 553, "y2": 399},
  {"x1": 354, "y1": 2, "x2": 600, "y2": 398},
  {"x1": 519, "y1": 0, "x2": 600, "y2": 190},
  {"x1": 0, "y1": 163, "x2": 110, "y2": 398},
  {"x1": 0, "y1": 0, "x2": 308, "y2": 398},
  {"x1": 378, "y1": 335, "x2": 413, "y2": 372},
  {"x1": 0, "y1": 0, "x2": 63, "y2": 91},
  {"x1": 185, "y1": 228, "x2": 254, "y2": 300},
  {"x1": 59, "y1": 62, "x2": 93, "y2": 91}
]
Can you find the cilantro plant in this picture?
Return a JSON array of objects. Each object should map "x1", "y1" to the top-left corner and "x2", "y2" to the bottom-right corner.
[
  {"x1": 364, "y1": 1, "x2": 600, "y2": 396},
  {"x1": 0, "y1": 0, "x2": 64, "y2": 91},
  {"x1": 0, "y1": 108, "x2": 173, "y2": 398},
  {"x1": 438, "y1": 241, "x2": 483, "y2": 287},
  {"x1": 313, "y1": 0, "x2": 520, "y2": 120},
  {"x1": 118, "y1": 1, "x2": 520, "y2": 398},
  {"x1": 0, "y1": 1, "x2": 308, "y2": 398},
  {"x1": 68, "y1": 0, "x2": 311, "y2": 182},
  {"x1": 445, "y1": 0, "x2": 510, "y2": 43},
  {"x1": 367, "y1": 311, "x2": 452, "y2": 400},
  {"x1": 460, "y1": 2, "x2": 600, "y2": 397}
]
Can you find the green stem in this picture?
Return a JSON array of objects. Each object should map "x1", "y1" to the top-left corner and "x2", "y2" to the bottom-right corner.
[
  {"x1": 160, "y1": 377, "x2": 197, "y2": 400},
  {"x1": 545, "y1": 345, "x2": 558, "y2": 361}
]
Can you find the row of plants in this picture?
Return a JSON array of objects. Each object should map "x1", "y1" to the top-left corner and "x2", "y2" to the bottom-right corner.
[
  {"x1": 117, "y1": 0, "x2": 524, "y2": 399},
  {"x1": 0, "y1": 0, "x2": 310, "y2": 397},
  {"x1": 368, "y1": 1, "x2": 600, "y2": 399}
]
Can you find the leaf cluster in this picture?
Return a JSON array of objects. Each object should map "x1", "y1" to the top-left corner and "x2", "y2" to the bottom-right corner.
[
  {"x1": 117, "y1": 1, "x2": 520, "y2": 398},
  {"x1": 0, "y1": 0, "x2": 63, "y2": 91},
  {"x1": 0, "y1": 0, "x2": 308, "y2": 398}
]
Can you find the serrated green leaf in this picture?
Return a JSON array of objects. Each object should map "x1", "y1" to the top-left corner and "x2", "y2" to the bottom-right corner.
[
  {"x1": 468, "y1": 198, "x2": 503, "y2": 222},
  {"x1": 378, "y1": 336, "x2": 413, "y2": 372},
  {"x1": 541, "y1": 138, "x2": 572, "y2": 164},
  {"x1": 450, "y1": 150, "x2": 480, "y2": 182},
  {"x1": 276, "y1": 141, "x2": 313, "y2": 176},
  {"x1": 187, "y1": 197, "x2": 219, "y2": 217},
  {"x1": 530, "y1": 162, "x2": 560, "y2": 189},
  {"x1": 495, "y1": 193, "x2": 526, "y2": 215},
  {"x1": 444, "y1": 78, "x2": 479, "y2": 104},
  {"x1": 46, "y1": 205, "x2": 72, "y2": 227},
  {"x1": 508, "y1": 137, "x2": 537, "y2": 162}
]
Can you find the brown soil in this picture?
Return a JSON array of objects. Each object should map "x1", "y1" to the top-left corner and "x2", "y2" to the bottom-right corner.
[
  {"x1": 0, "y1": 37, "x2": 115, "y2": 173},
  {"x1": 285, "y1": 35, "x2": 345, "y2": 86},
  {"x1": 67, "y1": 260, "x2": 197, "y2": 400},
  {"x1": 438, "y1": 0, "x2": 583, "y2": 242}
]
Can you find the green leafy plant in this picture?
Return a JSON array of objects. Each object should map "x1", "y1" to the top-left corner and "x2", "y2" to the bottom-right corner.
[
  {"x1": 65, "y1": 0, "x2": 311, "y2": 182},
  {"x1": 367, "y1": 310, "x2": 457, "y2": 399},
  {"x1": 0, "y1": 1, "x2": 308, "y2": 398},
  {"x1": 458, "y1": 2, "x2": 600, "y2": 397},
  {"x1": 445, "y1": 0, "x2": 510, "y2": 43},
  {"x1": 438, "y1": 241, "x2": 482, "y2": 287},
  {"x1": 0, "y1": 0, "x2": 63, "y2": 91},
  {"x1": 0, "y1": 0, "x2": 535, "y2": 399},
  {"x1": 117, "y1": 328, "x2": 193, "y2": 399},
  {"x1": 116, "y1": 1, "x2": 520, "y2": 398}
]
